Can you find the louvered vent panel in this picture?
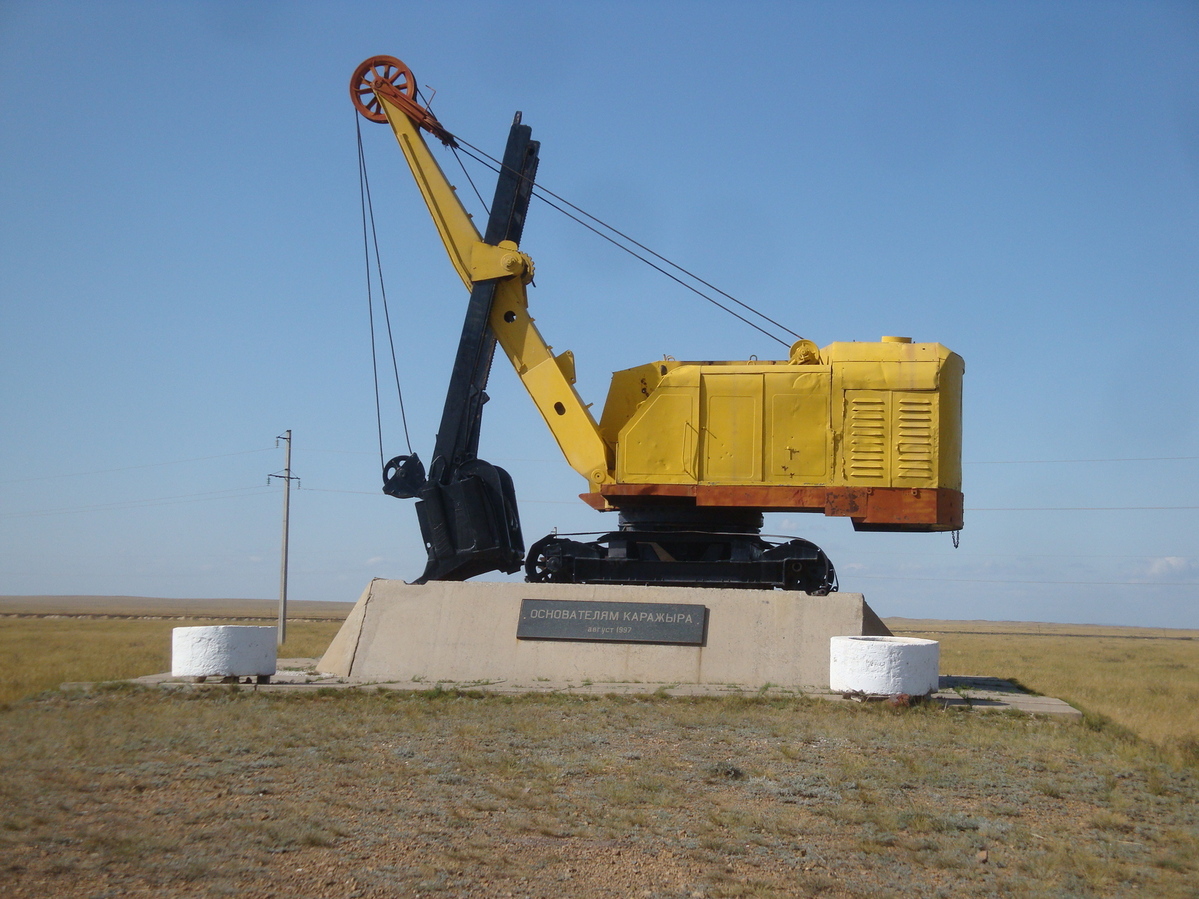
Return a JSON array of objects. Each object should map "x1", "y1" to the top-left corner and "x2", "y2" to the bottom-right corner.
[
  {"x1": 848, "y1": 397, "x2": 887, "y2": 480},
  {"x1": 895, "y1": 397, "x2": 934, "y2": 481}
]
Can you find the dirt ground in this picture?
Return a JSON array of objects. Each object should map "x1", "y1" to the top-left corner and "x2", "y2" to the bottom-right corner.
[{"x1": 2, "y1": 686, "x2": 1197, "y2": 898}]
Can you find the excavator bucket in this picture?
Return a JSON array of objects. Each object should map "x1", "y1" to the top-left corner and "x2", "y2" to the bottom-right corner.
[{"x1": 412, "y1": 459, "x2": 523, "y2": 583}]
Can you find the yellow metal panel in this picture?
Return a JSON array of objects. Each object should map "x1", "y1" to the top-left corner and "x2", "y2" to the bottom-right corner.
[
  {"x1": 601, "y1": 342, "x2": 960, "y2": 496},
  {"x1": 823, "y1": 340, "x2": 946, "y2": 364},
  {"x1": 700, "y1": 375, "x2": 762, "y2": 482},
  {"x1": 829, "y1": 343, "x2": 962, "y2": 492},
  {"x1": 489, "y1": 284, "x2": 612, "y2": 486},
  {"x1": 841, "y1": 389, "x2": 942, "y2": 488},
  {"x1": 554, "y1": 350, "x2": 576, "y2": 384},
  {"x1": 836, "y1": 360, "x2": 940, "y2": 391},
  {"x1": 936, "y1": 354, "x2": 964, "y2": 489},
  {"x1": 599, "y1": 362, "x2": 670, "y2": 447},
  {"x1": 894, "y1": 394, "x2": 937, "y2": 484},
  {"x1": 519, "y1": 354, "x2": 610, "y2": 481},
  {"x1": 618, "y1": 391, "x2": 698, "y2": 481},
  {"x1": 703, "y1": 396, "x2": 760, "y2": 481},
  {"x1": 766, "y1": 371, "x2": 830, "y2": 481},
  {"x1": 469, "y1": 241, "x2": 532, "y2": 282},
  {"x1": 378, "y1": 96, "x2": 481, "y2": 289},
  {"x1": 843, "y1": 391, "x2": 889, "y2": 483}
]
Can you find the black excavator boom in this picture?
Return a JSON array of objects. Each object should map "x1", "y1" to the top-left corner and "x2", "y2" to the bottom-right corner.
[{"x1": 382, "y1": 115, "x2": 539, "y2": 583}]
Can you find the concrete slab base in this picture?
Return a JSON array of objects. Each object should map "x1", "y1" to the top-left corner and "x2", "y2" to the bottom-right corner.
[
  {"x1": 316, "y1": 579, "x2": 891, "y2": 691},
  {"x1": 115, "y1": 660, "x2": 1081, "y2": 718},
  {"x1": 932, "y1": 675, "x2": 1082, "y2": 719}
]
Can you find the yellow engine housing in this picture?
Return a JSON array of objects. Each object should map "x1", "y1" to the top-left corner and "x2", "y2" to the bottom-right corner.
[{"x1": 586, "y1": 337, "x2": 964, "y2": 531}]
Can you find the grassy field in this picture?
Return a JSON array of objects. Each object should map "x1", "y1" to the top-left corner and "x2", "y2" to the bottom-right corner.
[
  {"x1": 2, "y1": 597, "x2": 1197, "y2": 897},
  {"x1": 0, "y1": 595, "x2": 347, "y2": 705},
  {"x1": 0, "y1": 594, "x2": 353, "y2": 619},
  {"x1": 3, "y1": 686, "x2": 1197, "y2": 897},
  {"x1": 891, "y1": 619, "x2": 1199, "y2": 765},
  {"x1": 2, "y1": 598, "x2": 1194, "y2": 764},
  {"x1": 0, "y1": 617, "x2": 343, "y2": 705}
]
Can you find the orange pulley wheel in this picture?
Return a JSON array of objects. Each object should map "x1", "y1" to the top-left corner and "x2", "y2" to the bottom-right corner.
[{"x1": 351, "y1": 55, "x2": 415, "y2": 123}]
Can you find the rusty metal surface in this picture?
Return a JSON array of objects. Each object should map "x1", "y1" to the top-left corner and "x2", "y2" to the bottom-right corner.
[
  {"x1": 351, "y1": 55, "x2": 456, "y2": 145},
  {"x1": 582, "y1": 485, "x2": 964, "y2": 530}
]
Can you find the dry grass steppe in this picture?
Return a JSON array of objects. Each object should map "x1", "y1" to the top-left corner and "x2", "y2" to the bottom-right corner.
[
  {"x1": 0, "y1": 595, "x2": 1196, "y2": 898},
  {"x1": 890, "y1": 618, "x2": 1199, "y2": 763},
  {"x1": 0, "y1": 596, "x2": 346, "y2": 706}
]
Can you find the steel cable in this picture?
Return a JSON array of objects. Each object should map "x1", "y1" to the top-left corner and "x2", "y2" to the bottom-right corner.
[
  {"x1": 357, "y1": 115, "x2": 413, "y2": 461},
  {"x1": 448, "y1": 136, "x2": 800, "y2": 348}
]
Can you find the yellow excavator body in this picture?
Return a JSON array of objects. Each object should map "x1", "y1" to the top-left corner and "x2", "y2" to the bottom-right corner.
[
  {"x1": 352, "y1": 52, "x2": 964, "y2": 590},
  {"x1": 592, "y1": 337, "x2": 963, "y2": 530}
]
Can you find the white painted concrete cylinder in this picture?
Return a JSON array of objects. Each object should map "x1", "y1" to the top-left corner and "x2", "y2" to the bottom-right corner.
[
  {"x1": 171, "y1": 626, "x2": 277, "y2": 678},
  {"x1": 829, "y1": 635, "x2": 939, "y2": 696}
]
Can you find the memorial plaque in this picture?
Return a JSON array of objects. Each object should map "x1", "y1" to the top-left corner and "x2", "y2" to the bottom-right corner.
[{"x1": 516, "y1": 599, "x2": 708, "y2": 645}]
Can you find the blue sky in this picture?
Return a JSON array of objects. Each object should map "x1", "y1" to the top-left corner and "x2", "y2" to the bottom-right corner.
[{"x1": 1, "y1": 1, "x2": 1196, "y2": 627}]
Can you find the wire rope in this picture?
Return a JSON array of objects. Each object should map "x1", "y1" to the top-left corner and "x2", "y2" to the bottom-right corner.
[
  {"x1": 357, "y1": 115, "x2": 413, "y2": 461},
  {"x1": 450, "y1": 145, "x2": 491, "y2": 215},
  {"x1": 416, "y1": 87, "x2": 492, "y2": 218},
  {"x1": 357, "y1": 120, "x2": 387, "y2": 466},
  {"x1": 448, "y1": 136, "x2": 798, "y2": 348},
  {"x1": 533, "y1": 183, "x2": 790, "y2": 347}
]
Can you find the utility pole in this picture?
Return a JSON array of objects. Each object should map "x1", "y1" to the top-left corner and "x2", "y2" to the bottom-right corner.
[{"x1": 268, "y1": 431, "x2": 299, "y2": 647}]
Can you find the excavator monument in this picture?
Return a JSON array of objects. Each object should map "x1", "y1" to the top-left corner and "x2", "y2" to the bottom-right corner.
[{"x1": 318, "y1": 56, "x2": 962, "y2": 690}]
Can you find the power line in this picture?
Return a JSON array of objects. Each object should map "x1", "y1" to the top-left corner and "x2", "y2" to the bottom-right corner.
[
  {"x1": 0, "y1": 448, "x2": 276, "y2": 485},
  {"x1": 849, "y1": 574, "x2": 1199, "y2": 587},
  {"x1": 0, "y1": 486, "x2": 274, "y2": 519},
  {"x1": 968, "y1": 505, "x2": 1198, "y2": 511},
  {"x1": 966, "y1": 456, "x2": 1198, "y2": 465},
  {"x1": 839, "y1": 549, "x2": 1196, "y2": 561},
  {"x1": 299, "y1": 486, "x2": 577, "y2": 504}
]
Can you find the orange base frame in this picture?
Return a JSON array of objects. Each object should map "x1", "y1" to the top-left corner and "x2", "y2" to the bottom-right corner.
[{"x1": 580, "y1": 485, "x2": 963, "y2": 531}]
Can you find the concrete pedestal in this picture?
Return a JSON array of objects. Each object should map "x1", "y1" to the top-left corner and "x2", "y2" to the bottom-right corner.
[{"x1": 318, "y1": 580, "x2": 890, "y2": 691}]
